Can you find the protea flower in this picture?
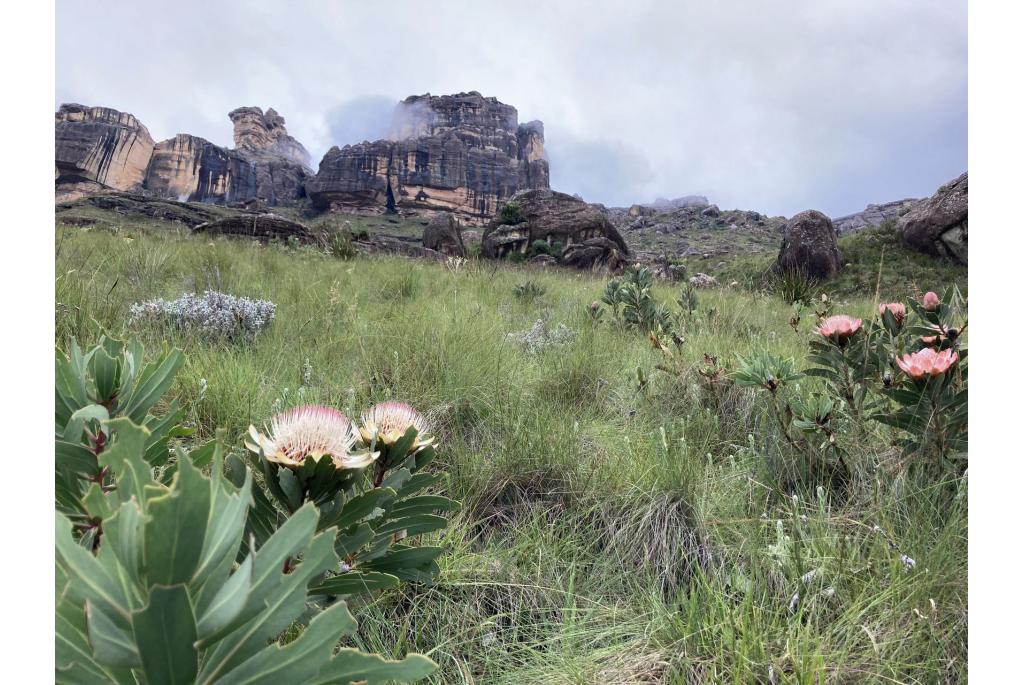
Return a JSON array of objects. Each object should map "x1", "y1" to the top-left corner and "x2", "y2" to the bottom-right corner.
[
  {"x1": 878, "y1": 302, "x2": 906, "y2": 324},
  {"x1": 360, "y1": 401, "x2": 433, "y2": 448},
  {"x1": 922, "y1": 291, "x2": 940, "y2": 311},
  {"x1": 817, "y1": 315, "x2": 862, "y2": 341},
  {"x1": 245, "y1": 405, "x2": 376, "y2": 470},
  {"x1": 895, "y1": 348, "x2": 958, "y2": 380}
]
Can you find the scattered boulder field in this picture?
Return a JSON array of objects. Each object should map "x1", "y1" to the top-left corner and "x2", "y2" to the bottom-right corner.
[{"x1": 54, "y1": 91, "x2": 967, "y2": 275}]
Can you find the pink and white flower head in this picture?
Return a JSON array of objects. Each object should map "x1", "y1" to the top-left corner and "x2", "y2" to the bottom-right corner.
[
  {"x1": 245, "y1": 405, "x2": 376, "y2": 470},
  {"x1": 878, "y1": 302, "x2": 906, "y2": 324},
  {"x1": 817, "y1": 315, "x2": 862, "y2": 341},
  {"x1": 922, "y1": 291, "x2": 940, "y2": 311},
  {"x1": 896, "y1": 348, "x2": 958, "y2": 380},
  {"x1": 360, "y1": 401, "x2": 433, "y2": 447}
]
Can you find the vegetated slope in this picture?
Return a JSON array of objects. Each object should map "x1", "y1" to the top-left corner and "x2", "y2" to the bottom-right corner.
[{"x1": 55, "y1": 219, "x2": 966, "y2": 683}]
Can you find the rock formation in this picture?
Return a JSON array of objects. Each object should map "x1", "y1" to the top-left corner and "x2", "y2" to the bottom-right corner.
[
  {"x1": 832, "y1": 198, "x2": 917, "y2": 234},
  {"x1": 308, "y1": 92, "x2": 549, "y2": 223},
  {"x1": 422, "y1": 213, "x2": 465, "y2": 257},
  {"x1": 55, "y1": 104, "x2": 155, "y2": 199},
  {"x1": 897, "y1": 173, "x2": 967, "y2": 265},
  {"x1": 193, "y1": 214, "x2": 314, "y2": 243},
  {"x1": 775, "y1": 210, "x2": 843, "y2": 280},
  {"x1": 482, "y1": 189, "x2": 628, "y2": 269},
  {"x1": 228, "y1": 107, "x2": 311, "y2": 166},
  {"x1": 55, "y1": 103, "x2": 310, "y2": 207}
]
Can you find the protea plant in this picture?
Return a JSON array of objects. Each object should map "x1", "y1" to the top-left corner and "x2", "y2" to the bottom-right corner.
[
  {"x1": 239, "y1": 400, "x2": 457, "y2": 599},
  {"x1": 56, "y1": 419, "x2": 435, "y2": 684}
]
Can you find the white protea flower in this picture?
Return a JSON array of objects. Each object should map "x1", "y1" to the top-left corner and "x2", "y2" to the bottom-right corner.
[
  {"x1": 246, "y1": 405, "x2": 376, "y2": 470},
  {"x1": 360, "y1": 401, "x2": 433, "y2": 447}
]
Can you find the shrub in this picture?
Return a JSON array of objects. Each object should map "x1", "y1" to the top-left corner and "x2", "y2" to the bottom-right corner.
[
  {"x1": 603, "y1": 265, "x2": 674, "y2": 335},
  {"x1": 55, "y1": 419, "x2": 436, "y2": 684},
  {"x1": 55, "y1": 335, "x2": 188, "y2": 530},
  {"x1": 498, "y1": 201, "x2": 524, "y2": 225},
  {"x1": 506, "y1": 319, "x2": 577, "y2": 355},
  {"x1": 128, "y1": 290, "x2": 276, "y2": 342},
  {"x1": 513, "y1": 280, "x2": 547, "y2": 303},
  {"x1": 773, "y1": 267, "x2": 817, "y2": 304}
]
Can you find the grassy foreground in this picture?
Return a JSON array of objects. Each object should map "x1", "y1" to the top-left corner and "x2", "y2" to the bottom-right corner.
[{"x1": 55, "y1": 222, "x2": 966, "y2": 684}]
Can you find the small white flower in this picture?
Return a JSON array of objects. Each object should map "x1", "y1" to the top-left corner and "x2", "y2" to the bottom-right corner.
[{"x1": 901, "y1": 554, "x2": 916, "y2": 572}]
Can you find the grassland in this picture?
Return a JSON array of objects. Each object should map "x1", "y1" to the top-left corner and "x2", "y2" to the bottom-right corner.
[{"x1": 55, "y1": 218, "x2": 966, "y2": 683}]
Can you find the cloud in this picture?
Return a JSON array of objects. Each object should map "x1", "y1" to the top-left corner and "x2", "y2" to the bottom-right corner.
[{"x1": 55, "y1": 0, "x2": 966, "y2": 217}]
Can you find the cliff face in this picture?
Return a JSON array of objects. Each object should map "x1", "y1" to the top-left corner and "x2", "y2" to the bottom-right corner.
[
  {"x1": 55, "y1": 104, "x2": 156, "y2": 196},
  {"x1": 55, "y1": 104, "x2": 310, "y2": 207},
  {"x1": 308, "y1": 92, "x2": 550, "y2": 222},
  {"x1": 832, "y1": 198, "x2": 918, "y2": 234}
]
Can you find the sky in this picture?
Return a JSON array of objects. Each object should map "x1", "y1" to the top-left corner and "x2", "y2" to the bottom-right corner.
[{"x1": 55, "y1": 0, "x2": 966, "y2": 218}]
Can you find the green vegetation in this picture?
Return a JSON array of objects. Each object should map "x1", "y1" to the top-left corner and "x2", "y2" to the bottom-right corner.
[
  {"x1": 55, "y1": 219, "x2": 966, "y2": 683},
  {"x1": 498, "y1": 201, "x2": 524, "y2": 225}
]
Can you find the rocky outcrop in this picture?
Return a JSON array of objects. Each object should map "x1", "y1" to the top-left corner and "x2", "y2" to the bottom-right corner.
[
  {"x1": 228, "y1": 107, "x2": 311, "y2": 166},
  {"x1": 775, "y1": 210, "x2": 843, "y2": 280},
  {"x1": 832, "y1": 198, "x2": 917, "y2": 234},
  {"x1": 308, "y1": 92, "x2": 549, "y2": 223},
  {"x1": 55, "y1": 103, "x2": 310, "y2": 207},
  {"x1": 144, "y1": 134, "x2": 259, "y2": 204},
  {"x1": 55, "y1": 192, "x2": 228, "y2": 227},
  {"x1": 193, "y1": 214, "x2": 314, "y2": 243},
  {"x1": 422, "y1": 213, "x2": 465, "y2": 257},
  {"x1": 482, "y1": 189, "x2": 628, "y2": 269},
  {"x1": 897, "y1": 173, "x2": 967, "y2": 265},
  {"x1": 55, "y1": 104, "x2": 155, "y2": 193}
]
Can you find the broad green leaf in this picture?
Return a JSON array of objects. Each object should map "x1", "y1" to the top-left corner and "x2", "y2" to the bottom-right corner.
[
  {"x1": 145, "y1": 456, "x2": 210, "y2": 587},
  {"x1": 98, "y1": 419, "x2": 155, "y2": 505},
  {"x1": 88, "y1": 347, "x2": 120, "y2": 403},
  {"x1": 55, "y1": 514, "x2": 131, "y2": 623},
  {"x1": 122, "y1": 349, "x2": 184, "y2": 424},
  {"x1": 310, "y1": 571, "x2": 400, "y2": 597},
  {"x1": 87, "y1": 601, "x2": 141, "y2": 667},
  {"x1": 56, "y1": 440, "x2": 100, "y2": 478},
  {"x1": 196, "y1": 555, "x2": 253, "y2": 644},
  {"x1": 103, "y1": 501, "x2": 145, "y2": 586},
  {"x1": 130, "y1": 584, "x2": 199, "y2": 685}
]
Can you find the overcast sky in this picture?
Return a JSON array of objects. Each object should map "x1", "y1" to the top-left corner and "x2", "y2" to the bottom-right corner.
[{"x1": 55, "y1": 0, "x2": 966, "y2": 217}]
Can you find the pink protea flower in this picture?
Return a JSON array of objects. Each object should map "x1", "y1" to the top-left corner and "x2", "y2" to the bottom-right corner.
[
  {"x1": 896, "y1": 348, "x2": 958, "y2": 380},
  {"x1": 245, "y1": 405, "x2": 376, "y2": 470},
  {"x1": 817, "y1": 315, "x2": 862, "y2": 340},
  {"x1": 360, "y1": 401, "x2": 433, "y2": 447},
  {"x1": 878, "y1": 302, "x2": 906, "y2": 324},
  {"x1": 922, "y1": 291, "x2": 940, "y2": 311}
]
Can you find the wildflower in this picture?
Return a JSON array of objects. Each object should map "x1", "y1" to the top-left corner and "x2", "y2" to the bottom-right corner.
[
  {"x1": 246, "y1": 405, "x2": 375, "y2": 470},
  {"x1": 198, "y1": 377, "x2": 207, "y2": 402},
  {"x1": 590, "y1": 300, "x2": 601, "y2": 311},
  {"x1": 895, "y1": 348, "x2": 958, "y2": 380},
  {"x1": 360, "y1": 401, "x2": 433, "y2": 448},
  {"x1": 816, "y1": 314, "x2": 862, "y2": 341},
  {"x1": 901, "y1": 554, "x2": 917, "y2": 572},
  {"x1": 922, "y1": 291, "x2": 940, "y2": 311},
  {"x1": 878, "y1": 302, "x2": 906, "y2": 324}
]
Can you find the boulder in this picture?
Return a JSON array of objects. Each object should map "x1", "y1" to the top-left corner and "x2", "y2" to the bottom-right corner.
[
  {"x1": 353, "y1": 235, "x2": 445, "y2": 261},
  {"x1": 775, "y1": 210, "x2": 843, "y2": 279},
  {"x1": 688, "y1": 273, "x2": 719, "y2": 289},
  {"x1": 308, "y1": 92, "x2": 549, "y2": 222},
  {"x1": 193, "y1": 214, "x2": 315, "y2": 243},
  {"x1": 55, "y1": 104, "x2": 155, "y2": 193},
  {"x1": 482, "y1": 189, "x2": 629, "y2": 268},
  {"x1": 701, "y1": 205, "x2": 721, "y2": 218},
  {"x1": 628, "y1": 204, "x2": 656, "y2": 217},
  {"x1": 561, "y1": 237, "x2": 627, "y2": 271},
  {"x1": 897, "y1": 173, "x2": 967, "y2": 264},
  {"x1": 422, "y1": 213, "x2": 465, "y2": 257},
  {"x1": 529, "y1": 254, "x2": 558, "y2": 267}
]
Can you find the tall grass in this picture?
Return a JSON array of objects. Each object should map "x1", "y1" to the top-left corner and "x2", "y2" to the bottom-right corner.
[{"x1": 54, "y1": 222, "x2": 966, "y2": 683}]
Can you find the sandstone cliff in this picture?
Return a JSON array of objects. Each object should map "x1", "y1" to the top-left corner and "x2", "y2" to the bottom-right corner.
[
  {"x1": 55, "y1": 104, "x2": 155, "y2": 199},
  {"x1": 308, "y1": 92, "x2": 550, "y2": 223},
  {"x1": 55, "y1": 103, "x2": 310, "y2": 207}
]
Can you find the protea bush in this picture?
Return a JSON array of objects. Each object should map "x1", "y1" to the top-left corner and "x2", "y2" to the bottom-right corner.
[
  {"x1": 240, "y1": 400, "x2": 459, "y2": 597},
  {"x1": 56, "y1": 419, "x2": 435, "y2": 684},
  {"x1": 55, "y1": 335, "x2": 190, "y2": 540}
]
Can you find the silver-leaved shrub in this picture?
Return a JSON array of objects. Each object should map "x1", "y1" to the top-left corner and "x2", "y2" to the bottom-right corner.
[{"x1": 128, "y1": 290, "x2": 276, "y2": 341}]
